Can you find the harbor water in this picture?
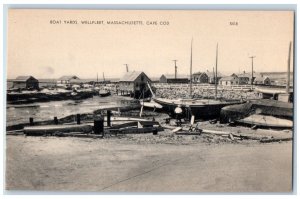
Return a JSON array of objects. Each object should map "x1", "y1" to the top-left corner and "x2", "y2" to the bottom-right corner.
[{"x1": 6, "y1": 95, "x2": 135, "y2": 127}]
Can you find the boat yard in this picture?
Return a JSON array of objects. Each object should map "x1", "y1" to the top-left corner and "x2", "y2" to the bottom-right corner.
[
  {"x1": 6, "y1": 84, "x2": 294, "y2": 192},
  {"x1": 5, "y1": 9, "x2": 295, "y2": 193}
]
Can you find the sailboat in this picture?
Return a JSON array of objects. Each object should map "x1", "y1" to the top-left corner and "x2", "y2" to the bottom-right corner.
[
  {"x1": 151, "y1": 40, "x2": 242, "y2": 119},
  {"x1": 98, "y1": 72, "x2": 111, "y2": 97}
]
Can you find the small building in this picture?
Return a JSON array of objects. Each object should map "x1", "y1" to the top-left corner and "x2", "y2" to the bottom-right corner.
[
  {"x1": 13, "y1": 76, "x2": 39, "y2": 90},
  {"x1": 159, "y1": 74, "x2": 189, "y2": 84},
  {"x1": 57, "y1": 76, "x2": 80, "y2": 85},
  {"x1": 237, "y1": 71, "x2": 261, "y2": 85},
  {"x1": 205, "y1": 70, "x2": 223, "y2": 84},
  {"x1": 237, "y1": 72, "x2": 250, "y2": 85},
  {"x1": 192, "y1": 72, "x2": 209, "y2": 83},
  {"x1": 219, "y1": 74, "x2": 239, "y2": 86},
  {"x1": 119, "y1": 71, "x2": 152, "y2": 98},
  {"x1": 254, "y1": 76, "x2": 271, "y2": 85}
]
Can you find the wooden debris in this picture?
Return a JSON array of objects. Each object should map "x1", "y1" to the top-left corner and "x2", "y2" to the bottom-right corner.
[
  {"x1": 56, "y1": 133, "x2": 104, "y2": 138},
  {"x1": 202, "y1": 129, "x2": 230, "y2": 136},
  {"x1": 118, "y1": 126, "x2": 164, "y2": 134},
  {"x1": 110, "y1": 122, "x2": 138, "y2": 129},
  {"x1": 171, "y1": 127, "x2": 182, "y2": 133},
  {"x1": 260, "y1": 137, "x2": 293, "y2": 143},
  {"x1": 6, "y1": 129, "x2": 24, "y2": 136},
  {"x1": 209, "y1": 119, "x2": 217, "y2": 124},
  {"x1": 251, "y1": 125, "x2": 257, "y2": 129},
  {"x1": 24, "y1": 124, "x2": 93, "y2": 135},
  {"x1": 229, "y1": 133, "x2": 235, "y2": 141}
]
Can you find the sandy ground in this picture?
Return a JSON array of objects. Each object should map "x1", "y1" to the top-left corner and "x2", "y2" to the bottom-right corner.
[{"x1": 5, "y1": 134, "x2": 293, "y2": 193}]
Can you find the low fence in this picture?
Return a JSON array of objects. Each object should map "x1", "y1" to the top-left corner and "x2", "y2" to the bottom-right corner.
[{"x1": 152, "y1": 83, "x2": 254, "y2": 91}]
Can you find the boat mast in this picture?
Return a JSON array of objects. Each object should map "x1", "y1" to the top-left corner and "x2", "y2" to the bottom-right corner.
[
  {"x1": 124, "y1": 64, "x2": 129, "y2": 72},
  {"x1": 189, "y1": 38, "x2": 193, "y2": 98},
  {"x1": 97, "y1": 73, "x2": 98, "y2": 84},
  {"x1": 249, "y1": 55, "x2": 256, "y2": 90},
  {"x1": 173, "y1": 60, "x2": 178, "y2": 79},
  {"x1": 215, "y1": 43, "x2": 218, "y2": 100},
  {"x1": 286, "y1": 41, "x2": 292, "y2": 94},
  {"x1": 103, "y1": 72, "x2": 105, "y2": 82}
]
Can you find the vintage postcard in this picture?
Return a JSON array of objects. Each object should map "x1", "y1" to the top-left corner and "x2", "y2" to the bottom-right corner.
[{"x1": 6, "y1": 9, "x2": 294, "y2": 192}]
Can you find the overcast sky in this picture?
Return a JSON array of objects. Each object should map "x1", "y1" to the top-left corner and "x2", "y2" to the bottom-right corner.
[{"x1": 7, "y1": 10, "x2": 294, "y2": 79}]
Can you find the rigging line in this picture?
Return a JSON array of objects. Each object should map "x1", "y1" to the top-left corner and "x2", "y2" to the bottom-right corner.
[{"x1": 99, "y1": 157, "x2": 187, "y2": 191}]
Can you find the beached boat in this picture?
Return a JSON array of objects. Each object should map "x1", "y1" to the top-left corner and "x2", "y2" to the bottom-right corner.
[
  {"x1": 99, "y1": 90, "x2": 111, "y2": 97},
  {"x1": 220, "y1": 99, "x2": 293, "y2": 123},
  {"x1": 153, "y1": 97, "x2": 241, "y2": 119},
  {"x1": 150, "y1": 41, "x2": 242, "y2": 119},
  {"x1": 237, "y1": 114, "x2": 293, "y2": 128},
  {"x1": 140, "y1": 99, "x2": 163, "y2": 109}
]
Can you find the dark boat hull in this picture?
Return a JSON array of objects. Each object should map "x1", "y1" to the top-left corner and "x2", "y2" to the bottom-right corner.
[
  {"x1": 220, "y1": 99, "x2": 293, "y2": 123},
  {"x1": 99, "y1": 91, "x2": 111, "y2": 97},
  {"x1": 153, "y1": 98, "x2": 242, "y2": 119}
]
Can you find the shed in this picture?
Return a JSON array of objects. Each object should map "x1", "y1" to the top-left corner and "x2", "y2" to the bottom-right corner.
[
  {"x1": 119, "y1": 71, "x2": 152, "y2": 98},
  {"x1": 206, "y1": 71, "x2": 223, "y2": 84},
  {"x1": 13, "y1": 76, "x2": 39, "y2": 90},
  {"x1": 254, "y1": 76, "x2": 271, "y2": 85},
  {"x1": 237, "y1": 71, "x2": 261, "y2": 85},
  {"x1": 192, "y1": 72, "x2": 209, "y2": 83},
  {"x1": 219, "y1": 75, "x2": 239, "y2": 86},
  {"x1": 57, "y1": 76, "x2": 80, "y2": 85},
  {"x1": 159, "y1": 74, "x2": 189, "y2": 84}
]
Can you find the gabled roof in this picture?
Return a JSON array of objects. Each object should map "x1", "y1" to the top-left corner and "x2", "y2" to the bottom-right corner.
[
  {"x1": 161, "y1": 74, "x2": 189, "y2": 79},
  {"x1": 220, "y1": 76, "x2": 238, "y2": 81},
  {"x1": 254, "y1": 76, "x2": 269, "y2": 82},
  {"x1": 14, "y1": 76, "x2": 38, "y2": 82},
  {"x1": 192, "y1": 72, "x2": 202, "y2": 75},
  {"x1": 58, "y1": 75, "x2": 80, "y2": 80},
  {"x1": 192, "y1": 72, "x2": 208, "y2": 77},
  {"x1": 206, "y1": 71, "x2": 223, "y2": 78},
  {"x1": 119, "y1": 71, "x2": 151, "y2": 82},
  {"x1": 194, "y1": 71, "x2": 223, "y2": 78},
  {"x1": 238, "y1": 72, "x2": 261, "y2": 78}
]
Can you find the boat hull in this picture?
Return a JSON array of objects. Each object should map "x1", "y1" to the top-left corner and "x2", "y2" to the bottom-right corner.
[
  {"x1": 99, "y1": 91, "x2": 111, "y2": 97},
  {"x1": 153, "y1": 97, "x2": 241, "y2": 119}
]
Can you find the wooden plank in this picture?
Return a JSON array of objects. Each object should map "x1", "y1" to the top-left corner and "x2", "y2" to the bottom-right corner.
[
  {"x1": 24, "y1": 124, "x2": 93, "y2": 135},
  {"x1": 171, "y1": 127, "x2": 182, "y2": 133},
  {"x1": 260, "y1": 137, "x2": 293, "y2": 143},
  {"x1": 118, "y1": 126, "x2": 164, "y2": 134},
  {"x1": 202, "y1": 129, "x2": 230, "y2": 136},
  {"x1": 229, "y1": 133, "x2": 235, "y2": 141},
  {"x1": 110, "y1": 121, "x2": 137, "y2": 129}
]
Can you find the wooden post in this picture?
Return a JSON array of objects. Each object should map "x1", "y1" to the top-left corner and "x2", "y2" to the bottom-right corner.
[
  {"x1": 54, "y1": 117, "x2": 58, "y2": 125},
  {"x1": 94, "y1": 117, "x2": 104, "y2": 136},
  {"x1": 153, "y1": 129, "x2": 158, "y2": 135},
  {"x1": 76, "y1": 114, "x2": 81, "y2": 124},
  {"x1": 29, "y1": 117, "x2": 34, "y2": 126},
  {"x1": 107, "y1": 110, "x2": 111, "y2": 127}
]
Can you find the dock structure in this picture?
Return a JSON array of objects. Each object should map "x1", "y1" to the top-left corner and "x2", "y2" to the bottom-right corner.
[
  {"x1": 13, "y1": 76, "x2": 39, "y2": 90},
  {"x1": 118, "y1": 71, "x2": 152, "y2": 98}
]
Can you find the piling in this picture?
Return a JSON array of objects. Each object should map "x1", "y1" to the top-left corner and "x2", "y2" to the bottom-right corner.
[
  {"x1": 29, "y1": 117, "x2": 34, "y2": 126},
  {"x1": 107, "y1": 110, "x2": 111, "y2": 127},
  {"x1": 94, "y1": 116, "x2": 104, "y2": 136},
  {"x1": 153, "y1": 129, "x2": 158, "y2": 135},
  {"x1": 54, "y1": 117, "x2": 58, "y2": 125},
  {"x1": 76, "y1": 114, "x2": 81, "y2": 124}
]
